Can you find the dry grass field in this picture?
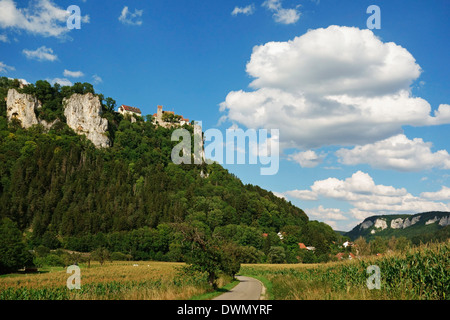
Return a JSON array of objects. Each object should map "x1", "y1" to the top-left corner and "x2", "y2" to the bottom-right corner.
[{"x1": 0, "y1": 261, "x2": 210, "y2": 300}]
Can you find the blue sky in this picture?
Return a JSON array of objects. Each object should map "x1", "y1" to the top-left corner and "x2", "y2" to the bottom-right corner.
[{"x1": 1, "y1": 0, "x2": 449, "y2": 231}]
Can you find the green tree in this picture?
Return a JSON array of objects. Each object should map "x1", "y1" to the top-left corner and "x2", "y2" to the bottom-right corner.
[
  {"x1": 267, "y1": 246, "x2": 286, "y2": 264},
  {"x1": 0, "y1": 218, "x2": 33, "y2": 274},
  {"x1": 91, "y1": 247, "x2": 110, "y2": 266},
  {"x1": 175, "y1": 223, "x2": 239, "y2": 288}
]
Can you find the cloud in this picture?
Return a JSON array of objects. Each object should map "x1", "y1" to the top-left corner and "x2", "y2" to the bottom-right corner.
[
  {"x1": 23, "y1": 46, "x2": 57, "y2": 61},
  {"x1": 63, "y1": 69, "x2": 84, "y2": 78},
  {"x1": 48, "y1": 78, "x2": 72, "y2": 86},
  {"x1": 421, "y1": 186, "x2": 450, "y2": 201},
  {"x1": 286, "y1": 171, "x2": 450, "y2": 220},
  {"x1": 285, "y1": 189, "x2": 318, "y2": 201},
  {"x1": 306, "y1": 205, "x2": 348, "y2": 221},
  {"x1": 8, "y1": 77, "x2": 29, "y2": 85},
  {"x1": 0, "y1": 0, "x2": 89, "y2": 38},
  {"x1": 262, "y1": 0, "x2": 301, "y2": 24},
  {"x1": 0, "y1": 33, "x2": 8, "y2": 42},
  {"x1": 232, "y1": 4, "x2": 255, "y2": 16},
  {"x1": 92, "y1": 74, "x2": 102, "y2": 84},
  {"x1": 336, "y1": 134, "x2": 450, "y2": 172},
  {"x1": 288, "y1": 150, "x2": 324, "y2": 168},
  {"x1": 119, "y1": 6, "x2": 143, "y2": 26},
  {"x1": 272, "y1": 191, "x2": 287, "y2": 200},
  {"x1": 220, "y1": 26, "x2": 450, "y2": 150},
  {"x1": 0, "y1": 61, "x2": 14, "y2": 73}
]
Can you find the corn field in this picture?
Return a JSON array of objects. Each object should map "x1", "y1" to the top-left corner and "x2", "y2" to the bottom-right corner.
[
  {"x1": 0, "y1": 261, "x2": 210, "y2": 300},
  {"x1": 242, "y1": 240, "x2": 450, "y2": 300}
]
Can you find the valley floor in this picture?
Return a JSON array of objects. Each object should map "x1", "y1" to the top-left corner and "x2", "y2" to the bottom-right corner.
[{"x1": 1, "y1": 240, "x2": 448, "y2": 300}]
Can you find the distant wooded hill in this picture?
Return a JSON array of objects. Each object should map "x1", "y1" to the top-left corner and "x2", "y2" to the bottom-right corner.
[{"x1": 345, "y1": 211, "x2": 450, "y2": 244}]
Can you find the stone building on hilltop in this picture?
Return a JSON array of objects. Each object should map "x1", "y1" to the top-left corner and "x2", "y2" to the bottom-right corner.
[{"x1": 152, "y1": 105, "x2": 190, "y2": 128}]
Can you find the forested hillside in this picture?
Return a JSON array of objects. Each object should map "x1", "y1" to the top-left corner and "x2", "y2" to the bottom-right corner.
[{"x1": 0, "y1": 77, "x2": 340, "y2": 270}]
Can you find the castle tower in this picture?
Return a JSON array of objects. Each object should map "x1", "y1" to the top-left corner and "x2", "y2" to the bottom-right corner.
[{"x1": 157, "y1": 105, "x2": 163, "y2": 119}]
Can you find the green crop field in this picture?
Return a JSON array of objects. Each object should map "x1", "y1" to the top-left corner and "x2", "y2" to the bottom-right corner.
[{"x1": 241, "y1": 240, "x2": 450, "y2": 300}]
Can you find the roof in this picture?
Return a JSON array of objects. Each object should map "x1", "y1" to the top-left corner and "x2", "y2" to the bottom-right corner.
[
  {"x1": 298, "y1": 243, "x2": 307, "y2": 249},
  {"x1": 120, "y1": 105, "x2": 142, "y2": 114}
]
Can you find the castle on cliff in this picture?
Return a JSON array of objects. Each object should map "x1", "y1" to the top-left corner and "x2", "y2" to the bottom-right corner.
[{"x1": 152, "y1": 105, "x2": 191, "y2": 128}]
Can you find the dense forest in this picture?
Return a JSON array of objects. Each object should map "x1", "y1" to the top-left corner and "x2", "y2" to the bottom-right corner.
[{"x1": 0, "y1": 77, "x2": 343, "y2": 274}]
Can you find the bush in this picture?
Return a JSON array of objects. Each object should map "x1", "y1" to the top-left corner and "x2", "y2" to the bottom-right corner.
[
  {"x1": 110, "y1": 252, "x2": 132, "y2": 261},
  {"x1": 44, "y1": 254, "x2": 65, "y2": 267}
]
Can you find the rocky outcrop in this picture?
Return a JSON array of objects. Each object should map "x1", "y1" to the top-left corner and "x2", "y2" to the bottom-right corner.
[
  {"x1": 6, "y1": 89, "x2": 110, "y2": 148},
  {"x1": 374, "y1": 218, "x2": 387, "y2": 230},
  {"x1": 425, "y1": 216, "x2": 440, "y2": 225},
  {"x1": 6, "y1": 89, "x2": 40, "y2": 128},
  {"x1": 360, "y1": 220, "x2": 374, "y2": 230},
  {"x1": 391, "y1": 218, "x2": 404, "y2": 229},
  {"x1": 63, "y1": 93, "x2": 111, "y2": 148},
  {"x1": 402, "y1": 215, "x2": 420, "y2": 229},
  {"x1": 439, "y1": 216, "x2": 450, "y2": 227},
  {"x1": 6, "y1": 89, "x2": 58, "y2": 130}
]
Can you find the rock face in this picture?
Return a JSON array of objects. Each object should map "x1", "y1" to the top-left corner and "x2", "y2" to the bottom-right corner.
[
  {"x1": 425, "y1": 215, "x2": 450, "y2": 227},
  {"x1": 374, "y1": 218, "x2": 387, "y2": 230},
  {"x1": 360, "y1": 220, "x2": 374, "y2": 230},
  {"x1": 6, "y1": 89, "x2": 111, "y2": 149},
  {"x1": 63, "y1": 93, "x2": 111, "y2": 148},
  {"x1": 6, "y1": 89, "x2": 40, "y2": 128},
  {"x1": 391, "y1": 218, "x2": 404, "y2": 229},
  {"x1": 439, "y1": 216, "x2": 450, "y2": 227}
]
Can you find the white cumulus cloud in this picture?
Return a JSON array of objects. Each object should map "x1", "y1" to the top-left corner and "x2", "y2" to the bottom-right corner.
[
  {"x1": 421, "y1": 186, "x2": 450, "y2": 201},
  {"x1": 0, "y1": 61, "x2": 14, "y2": 73},
  {"x1": 306, "y1": 205, "x2": 348, "y2": 221},
  {"x1": 48, "y1": 78, "x2": 72, "y2": 86},
  {"x1": 262, "y1": 0, "x2": 301, "y2": 24},
  {"x1": 23, "y1": 46, "x2": 57, "y2": 61},
  {"x1": 336, "y1": 134, "x2": 450, "y2": 172},
  {"x1": 119, "y1": 6, "x2": 143, "y2": 26},
  {"x1": 232, "y1": 4, "x2": 255, "y2": 16},
  {"x1": 63, "y1": 69, "x2": 84, "y2": 78},
  {"x1": 0, "y1": 0, "x2": 89, "y2": 38},
  {"x1": 220, "y1": 26, "x2": 450, "y2": 150},
  {"x1": 288, "y1": 150, "x2": 324, "y2": 168}
]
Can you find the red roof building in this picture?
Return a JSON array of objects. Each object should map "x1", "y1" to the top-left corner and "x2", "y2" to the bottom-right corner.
[{"x1": 119, "y1": 105, "x2": 142, "y2": 115}]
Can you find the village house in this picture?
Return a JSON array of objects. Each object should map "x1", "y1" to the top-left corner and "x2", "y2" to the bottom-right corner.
[
  {"x1": 118, "y1": 105, "x2": 142, "y2": 117},
  {"x1": 336, "y1": 252, "x2": 357, "y2": 260},
  {"x1": 298, "y1": 243, "x2": 316, "y2": 251}
]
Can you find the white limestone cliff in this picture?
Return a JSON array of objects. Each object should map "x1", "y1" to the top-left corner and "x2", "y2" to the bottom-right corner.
[
  {"x1": 6, "y1": 89, "x2": 40, "y2": 128},
  {"x1": 374, "y1": 218, "x2": 388, "y2": 230},
  {"x1": 439, "y1": 216, "x2": 449, "y2": 227},
  {"x1": 391, "y1": 218, "x2": 404, "y2": 229},
  {"x1": 63, "y1": 93, "x2": 111, "y2": 148},
  {"x1": 6, "y1": 89, "x2": 58, "y2": 130},
  {"x1": 360, "y1": 220, "x2": 374, "y2": 230}
]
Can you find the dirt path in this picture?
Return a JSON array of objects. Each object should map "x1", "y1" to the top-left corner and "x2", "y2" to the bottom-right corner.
[{"x1": 213, "y1": 276, "x2": 264, "y2": 300}]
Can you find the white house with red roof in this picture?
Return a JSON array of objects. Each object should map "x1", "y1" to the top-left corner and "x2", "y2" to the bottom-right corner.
[{"x1": 118, "y1": 105, "x2": 142, "y2": 117}]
